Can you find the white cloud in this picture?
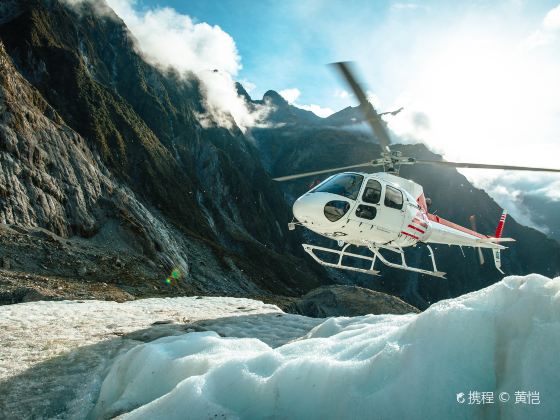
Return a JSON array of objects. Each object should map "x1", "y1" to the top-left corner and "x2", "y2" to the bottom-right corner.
[
  {"x1": 366, "y1": 90, "x2": 382, "y2": 110},
  {"x1": 525, "y1": 4, "x2": 560, "y2": 48},
  {"x1": 279, "y1": 87, "x2": 334, "y2": 117},
  {"x1": 64, "y1": 0, "x2": 268, "y2": 132},
  {"x1": 238, "y1": 79, "x2": 256, "y2": 93},
  {"x1": 296, "y1": 104, "x2": 335, "y2": 118},
  {"x1": 334, "y1": 89, "x2": 349, "y2": 99},
  {"x1": 106, "y1": 1, "x2": 240, "y2": 75},
  {"x1": 535, "y1": 180, "x2": 560, "y2": 201},
  {"x1": 279, "y1": 88, "x2": 301, "y2": 104},
  {"x1": 391, "y1": 3, "x2": 420, "y2": 12},
  {"x1": 466, "y1": 171, "x2": 553, "y2": 233},
  {"x1": 195, "y1": 70, "x2": 270, "y2": 131},
  {"x1": 543, "y1": 4, "x2": 560, "y2": 30}
]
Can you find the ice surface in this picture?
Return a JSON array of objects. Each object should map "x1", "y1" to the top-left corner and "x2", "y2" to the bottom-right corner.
[
  {"x1": 91, "y1": 275, "x2": 560, "y2": 420},
  {"x1": 2, "y1": 275, "x2": 559, "y2": 419},
  {"x1": 0, "y1": 296, "x2": 320, "y2": 418}
]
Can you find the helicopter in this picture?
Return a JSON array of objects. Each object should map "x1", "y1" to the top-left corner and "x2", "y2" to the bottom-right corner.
[{"x1": 273, "y1": 62, "x2": 560, "y2": 278}]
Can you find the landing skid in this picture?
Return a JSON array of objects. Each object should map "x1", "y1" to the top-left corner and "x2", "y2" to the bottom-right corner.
[
  {"x1": 302, "y1": 242, "x2": 446, "y2": 278},
  {"x1": 303, "y1": 243, "x2": 380, "y2": 275}
]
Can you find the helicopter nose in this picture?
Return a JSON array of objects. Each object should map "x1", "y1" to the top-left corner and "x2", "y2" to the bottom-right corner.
[{"x1": 293, "y1": 193, "x2": 325, "y2": 225}]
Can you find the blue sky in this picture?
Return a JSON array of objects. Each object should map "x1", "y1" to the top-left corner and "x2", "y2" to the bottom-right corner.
[{"x1": 135, "y1": 0, "x2": 559, "y2": 112}]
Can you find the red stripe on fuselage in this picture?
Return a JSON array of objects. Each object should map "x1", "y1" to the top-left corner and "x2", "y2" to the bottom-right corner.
[
  {"x1": 412, "y1": 218, "x2": 428, "y2": 228},
  {"x1": 401, "y1": 231, "x2": 419, "y2": 240},
  {"x1": 408, "y1": 224, "x2": 425, "y2": 234}
]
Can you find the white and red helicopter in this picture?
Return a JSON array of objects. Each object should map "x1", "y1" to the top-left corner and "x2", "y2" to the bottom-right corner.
[{"x1": 274, "y1": 62, "x2": 560, "y2": 278}]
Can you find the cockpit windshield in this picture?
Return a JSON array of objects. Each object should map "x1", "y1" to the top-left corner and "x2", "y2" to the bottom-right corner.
[{"x1": 313, "y1": 173, "x2": 364, "y2": 200}]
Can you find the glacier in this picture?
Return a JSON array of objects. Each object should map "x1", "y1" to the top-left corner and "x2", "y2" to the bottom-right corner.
[
  {"x1": 89, "y1": 274, "x2": 560, "y2": 420},
  {"x1": 0, "y1": 297, "x2": 320, "y2": 418},
  {"x1": 1, "y1": 274, "x2": 559, "y2": 419}
]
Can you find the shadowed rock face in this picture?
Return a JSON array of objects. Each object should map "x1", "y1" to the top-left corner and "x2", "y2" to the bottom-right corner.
[
  {"x1": 0, "y1": 39, "x2": 195, "y2": 293},
  {"x1": 0, "y1": 41, "x2": 107, "y2": 238},
  {"x1": 291, "y1": 285, "x2": 420, "y2": 317},
  {"x1": 0, "y1": 0, "x2": 329, "y2": 298}
]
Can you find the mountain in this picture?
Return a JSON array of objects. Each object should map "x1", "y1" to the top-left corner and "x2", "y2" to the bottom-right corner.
[
  {"x1": 248, "y1": 94, "x2": 560, "y2": 308},
  {"x1": 1, "y1": 0, "x2": 558, "y2": 311},
  {"x1": 0, "y1": 0, "x2": 329, "y2": 301},
  {"x1": 322, "y1": 105, "x2": 364, "y2": 126}
]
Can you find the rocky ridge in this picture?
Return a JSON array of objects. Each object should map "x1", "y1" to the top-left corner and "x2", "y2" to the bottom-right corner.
[{"x1": 0, "y1": 0, "x2": 328, "y2": 302}]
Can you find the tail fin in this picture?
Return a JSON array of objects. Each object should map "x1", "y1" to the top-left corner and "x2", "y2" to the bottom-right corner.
[
  {"x1": 495, "y1": 210, "x2": 508, "y2": 238},
  {"x1": 493, "y1": 210, "x2": 508, "y2": 274}
]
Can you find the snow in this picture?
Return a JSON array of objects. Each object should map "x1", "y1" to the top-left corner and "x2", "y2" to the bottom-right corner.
[
  {"x1": 91, "y1": 274, "x2": 560, "y2": 420},
  {"x1": 2, "y1": 274, "x2": 559, "y2": 419},
  {"x1": 0, "y1": 296, "x2": 320, "y2": 418}
]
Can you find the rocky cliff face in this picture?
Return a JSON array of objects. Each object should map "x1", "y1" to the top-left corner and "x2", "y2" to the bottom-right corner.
[
  {"x1": 0, "y1": 0, "x2": 329, "y2": 300},
  {"x1": 0, "y1": 41, "x2": 105, "y2": 237}
]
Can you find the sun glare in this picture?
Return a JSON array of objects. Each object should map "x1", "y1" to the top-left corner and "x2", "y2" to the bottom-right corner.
[{"x1": 388, "y1": 29, "x2": 559, "y2": 173}]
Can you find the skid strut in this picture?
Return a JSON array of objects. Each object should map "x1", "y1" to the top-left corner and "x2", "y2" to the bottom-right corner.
[
  {"x1": 366, "y1": 243, "x2": 446, "y2": 278},
  {"x1": 303, "y1": 243, "x2": 380, "y2": 275},
  {"x1": 302, "y1": 242, "x2": 446, "y2": 278}
]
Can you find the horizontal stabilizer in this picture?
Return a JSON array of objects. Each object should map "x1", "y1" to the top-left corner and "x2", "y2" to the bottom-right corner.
[{"x1": 478, "y1": 237, "x2": 516, "y2": 243}]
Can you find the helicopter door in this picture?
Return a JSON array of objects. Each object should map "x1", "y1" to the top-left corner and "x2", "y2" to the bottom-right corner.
[{"x1": 355, "y1": 179, "x2": 405, "y2": 242}]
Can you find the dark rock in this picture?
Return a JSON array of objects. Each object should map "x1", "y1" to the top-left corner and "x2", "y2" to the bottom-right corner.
[
  {"x1": 21, "y1": 288, "x2": 50, "y2": 303},
  {"x1": 292, "y1": 285, "x2": 420, "y2": 317},
  {"x1": 152, "y1": 320, "x2": 174, "y2": 325}
]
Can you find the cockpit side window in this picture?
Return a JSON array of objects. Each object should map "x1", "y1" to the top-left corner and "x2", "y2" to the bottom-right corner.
[
  {"x1": 314, "y1": 173, "x2": 364, "y2": 200},
  {"x1": 384, "y1": 185, "x2": 403, "y2": 210},
  {"x1": 362, "y1": 179, "x2": 382, "y2": 204}
]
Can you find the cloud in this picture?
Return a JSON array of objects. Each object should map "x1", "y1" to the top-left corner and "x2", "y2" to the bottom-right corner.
[
  {"x1": 64, "y1": 0, "x2": 268, "y2": 132},
  {"x1": 195, "y1": 70, "x2": 270, "y2": 131},
  {"x1": 467, "y1": 171, "x2": 555, "y2": 233},
  {"x1": 296, "y1": 104, "x2": 334, "y2": 118},
  {"x1": 390, "y1": 3, "x2": 421, "y2": 12},
  {"x1": 238, "y1": 79, "x2": 256, "y2": 93},
  {"x1": 334, "y1": 89, "x2": 349, "y2": 99},
  {"x1": 366, "y1": 91, "x2": 382, "y2": 110},
  {"x1": 279, "y1": 88, "x2": 301, "y2": 104},
  {"x1": 279, "y1": 87, "x2": 334, "y2": 117},
  {"x1": 525, "y1": 4, "x2": 560, "y2": 48},
  {"x1": 543, "y1": 4, "x2": 560, "y2": 30}
]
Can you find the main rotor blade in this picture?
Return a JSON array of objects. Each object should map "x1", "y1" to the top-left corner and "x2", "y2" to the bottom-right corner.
[
  {"x1": 415, "y1": 160, "x2": 560, "y2": 173},
  {"x1": 273, "y1": 162, "x2": 378, "y2": 182},
  {"x1": 331, "y1": 62, "x2": 392, "y2": 153}
]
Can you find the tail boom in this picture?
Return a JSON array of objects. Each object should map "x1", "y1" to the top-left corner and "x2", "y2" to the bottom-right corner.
[{"x1": 424, "y1": 210, "x2": 513, "y2": 273}]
